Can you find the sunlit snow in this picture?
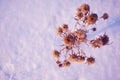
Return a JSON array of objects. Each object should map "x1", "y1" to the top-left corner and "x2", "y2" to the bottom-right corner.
[{"x1": 0, "y1": 0, "x2": 120, "y2": 80}]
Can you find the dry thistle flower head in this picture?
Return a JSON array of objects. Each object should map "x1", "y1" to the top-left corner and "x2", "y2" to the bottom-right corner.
[
  {"x1": 101, "y1": 13, "x2": 109, "y2": 20},
  {"x1": 77, "y1": 56, "x2": 85, "y2": 63},
  {"x1": 76, "y1": 12, "x2": 83, "y2": 19},
  {"x1": 91, "y1": 39, "x2": 103, "y2": 48},
  {"x1": 74, "y1": 29, "x2": 87, "y2": 42},
  {"x1": 100, "y1": 34, "x2": 109, "y2": 45},
  {"x1": 63, "y1": 60, "x2": 71, "y2": 67},
  {"x1": 91, "y1": 34, "x2": 109, "y2": 48},
  {"x1": 86, "y1": 57, "x2": 95, "y2": 65},
  {"x1": 74, "y1": 29, "x2": 87, "y2": 39},
  {"x1": 56, "y1": 27, "x2": 63, "y2": 35},
  {"x1": 63, "y1": 34, "x2": 76, "y2": 47},
  {"x1": 77, "y1": 3, "x2": 90, "y2": 15},
  {"x1": 68, "y1": 54, "x2": 77, "y2": 62},
  {"x1": 56, "y1": 60, "x2": 61, "y2": 64},
  {"x1": 61, "y1": 24, "x2": 68, "y2": 31},
  {"x1": 58, "y1": 63, "x2": 63, "y2": 67},
  {"x1": 85, "y1": 13, "x2": 98, "y2": 25},
  {"x1": 92, "y1": 27, "x2": 96, "y2": 31},
  {"x1": 52, "y1": 50, "x2": 60, "y2": 58}
]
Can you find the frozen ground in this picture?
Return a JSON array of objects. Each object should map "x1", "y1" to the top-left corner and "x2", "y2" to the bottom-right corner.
[{"x1": 0, "y1": 0, "x2": 120, "y2": 80}]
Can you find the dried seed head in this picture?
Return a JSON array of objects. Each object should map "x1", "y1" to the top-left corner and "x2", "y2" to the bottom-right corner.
[
  {"x1": 92, "y1": 27, "x2": 96, "y2": 31},
  {"x1": 58, "y1": 63, "x2": 63, "y2": 67},
  {"x1": 77, "y1": 4, "x2": 90, "y2": 14},
  {"x1": 91, "y1": 34, "x2": 109, "y2": 47},
  {"x1": 76, "y1": 12, "x2": 83, "y2": 19},
  {"x1": 63, "y1": 60, "x2": 71, "y2": 67},
  {"x1": 100, "y1": 34, "x2": 109, "y2": 45},
  {"x1": 66, "y1": 46, "x2": 72, "y2": 50},
  {"x1": 74, "y1": 29, "x2": 87, "y2": 42},
  {"x1": 91, "y1": 39, "x2": 103, "y2": 48},
  {"x1": 87, "y1": 57, "x2": 95, "y2": 65},
  {"x1": 68, "y1": 54, "x2": 77, "y2": 62},
  {"x1": 56, "y1": 27, "x2": 63, "y2": 35},
  {"x1": 77, "y1": 56, "x2": 85, "y2": 63},
  {"x1": 56, "y1": 60, "x2": 61, "y2": 64},
  {"x1": 101, "y1": 13, "x2": 109, "y2": 20},
  {"x1": 63, "y1": 34, "x2": 76, "y2": 47},
  {"x1": 52, "y1": 50, "x2": 60, "y2": 58},
  {"x1": 61, "y1": 24, "x2": 68, "y2": 31},
  {"x1": 85, "y1": 13, "x2": 98, "y2": 24}
]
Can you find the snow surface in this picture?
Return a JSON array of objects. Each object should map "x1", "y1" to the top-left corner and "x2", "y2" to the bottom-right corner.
[{"x1": 0, "y1": 0, "x2": 120, "y2": 80}]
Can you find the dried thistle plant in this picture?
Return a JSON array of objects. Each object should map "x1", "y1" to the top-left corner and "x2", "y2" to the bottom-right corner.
[{"x1": 52, "y1": 3, "x2": 110, "y2": 68}]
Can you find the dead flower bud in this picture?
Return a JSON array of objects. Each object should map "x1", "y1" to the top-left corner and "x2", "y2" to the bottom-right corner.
[
  {"x1": 86, "y1": 57, "x2": 95, "y2": 65},
  {"x1": 56, "y1": 27, "x2": 63, "y2": 35},
  {"x1": 56, "y1": 60, "x2": 61, "y2": 64},
  {"x1": 63, "y1": 60, "x2": 71, "y2": 67},
  {"x1": 92, "y1": 27, "x2": 96, "y2": 31},
  {"x1": 85, "y1": 13, "x2": 98, "y2": 25},
  {"x1": 68, "y1": 54, "x2": 78, "y2": 62},
  {"x1": 100, "y1": 34, "x2": 109, "y2": 45},
  {"x1": 74, "y1": 29, "x2": 87, "y2": 42},
  {"x1": 76, "y1": 12, "x2": 83, "y2": 19},
  {"x1": 52, "y1": 50, "x2": 60, "y2": 58},
  {"x1": 58, "y1": 63, "x2": 63, "y2": 68},
  {"x1": 101, "y1": 13, "x2": 109, "y2": 20},
  {"x1": 77, "y1": 3, "x2": 90, "y2": 15},
  {"x1": 63, "y1": 34, "x2": 76, "y2": 47},
  {"x1": 91, "y1": 39, "x2": 103, "y2": 48},
  {"x1": 61, "y1": 24, "x2": 68, "y2": 31},
  {"x1": 77, "y1": 56, "x2": 85, "y2": 63}
]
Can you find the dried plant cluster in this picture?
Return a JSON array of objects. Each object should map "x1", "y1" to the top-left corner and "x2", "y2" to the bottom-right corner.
[{"x1": 52, "y1": 4, "x2": 110, "y2": 67}]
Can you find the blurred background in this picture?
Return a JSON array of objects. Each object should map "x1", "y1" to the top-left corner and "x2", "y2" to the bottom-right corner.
[{"x1": 0, "y1": 0, "x2": 120, "y2": 80}]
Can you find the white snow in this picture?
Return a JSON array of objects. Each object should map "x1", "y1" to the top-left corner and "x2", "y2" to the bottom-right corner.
[{"x1": 0, "y1": 0, "x2": 120, "y2": 80}]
